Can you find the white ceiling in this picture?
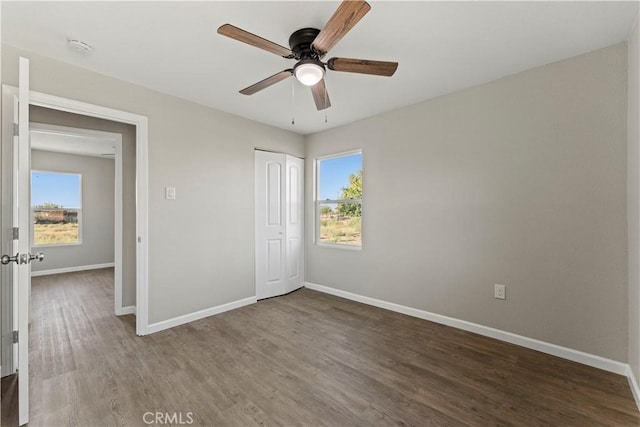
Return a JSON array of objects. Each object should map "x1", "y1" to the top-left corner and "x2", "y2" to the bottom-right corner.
[
  {"x1": 31, "y1": 128, "x2": 116, "y2": 158},
  {"x1": 2, "y1": 1, "x2": 638, "y2": 135}
]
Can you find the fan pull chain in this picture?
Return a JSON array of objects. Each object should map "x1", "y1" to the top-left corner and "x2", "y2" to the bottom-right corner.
[
  {"x1": 325, "y1": 113, "x2": 328, "y2": 124},
  {"x1": 291, "y1": 79, "x2": 295, "y2": 126}
]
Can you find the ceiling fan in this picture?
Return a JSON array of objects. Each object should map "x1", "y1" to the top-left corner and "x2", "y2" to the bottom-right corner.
[{"x1": 217, "y1": 0, "x2": 398, "y2": 111}]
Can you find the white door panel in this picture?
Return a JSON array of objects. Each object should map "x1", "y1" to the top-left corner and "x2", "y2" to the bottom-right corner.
[
  {"x1": 266, "y1": 239, "x2": 283, "y2": 283},
  {"x1": 255, "y1": 151, "x2": 303, "y2": 299},
  {"x1": 287, "y1": 237, "x2": 300, "y2": 279},
  {"x1": 285, "y1": 156, "x2": 304, "y2": 293},
  {"x1": 288, "y1": 165, "x2": 299, "y2": 225},
  {"x1": 266, "y1": 162, "x2": 282, "y2": 226},
  {"x1": 18, "y1": 56, "x2": 31, "y2": 426},
  {"x1": 255, "y1": 151, "x2": 286, "y2": 299}
]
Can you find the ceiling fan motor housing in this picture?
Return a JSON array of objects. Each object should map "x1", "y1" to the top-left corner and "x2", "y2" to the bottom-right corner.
[{"x1": 289, "y1": 28, "x2": 321, "y2": 60}]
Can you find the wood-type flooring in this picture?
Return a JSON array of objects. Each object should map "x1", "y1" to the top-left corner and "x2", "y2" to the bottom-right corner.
[{"x1": 8, "y1": 268, "x2": 637, "y2": 426}]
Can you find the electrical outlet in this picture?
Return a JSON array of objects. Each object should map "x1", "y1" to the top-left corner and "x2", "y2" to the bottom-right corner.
[{"x1": 494, "y1": 284, "x2": 506, "y2": 300}]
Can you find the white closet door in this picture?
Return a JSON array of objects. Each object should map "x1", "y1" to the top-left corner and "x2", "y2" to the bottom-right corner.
[
  {"x1": 255, "y1": 151, "x2": 304, "y2": 299},
  {"x1": 255, "y1": 151, "x2": 286, "y2": 299},
  {"x1": 285, "y1": 155, "x2": 304, "y2": 294}
]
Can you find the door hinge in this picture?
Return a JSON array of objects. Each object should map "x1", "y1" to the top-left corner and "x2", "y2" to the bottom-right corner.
[
  {"x1": 13, "y1": 123, "x2": 19, "y2": 137},
  {"x1": 12, "y1": 227, "x2": 19, "y2": 240},
  {"x1": 12, "y1": 330, "x2": 18, "y2": 344}
]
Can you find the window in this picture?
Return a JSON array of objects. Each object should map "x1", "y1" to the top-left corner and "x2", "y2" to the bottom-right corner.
[
  {"x1": 31, "y1": 171, "x2": 82, "y2": 246},
  {"x1": 316, "y1": 151, "x2": 362, "y2": 247}
]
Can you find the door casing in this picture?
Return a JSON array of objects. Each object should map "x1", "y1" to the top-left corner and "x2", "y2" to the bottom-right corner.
[{"x1": 1, "y1": 85, "x2": 151, "y2": 340}]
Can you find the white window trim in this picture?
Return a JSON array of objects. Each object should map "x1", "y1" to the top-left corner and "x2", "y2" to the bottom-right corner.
[
  {"x1": 31, "y1": 170, "x2": 83, "y2": 247},
  {"x1": 314, "y1": 149, "x2": 363, "y2": 250}
]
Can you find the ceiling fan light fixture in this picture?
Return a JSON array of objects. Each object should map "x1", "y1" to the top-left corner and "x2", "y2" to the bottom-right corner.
[{"x1": 294, "y1": 59, "x2": 325, "y2": 86}]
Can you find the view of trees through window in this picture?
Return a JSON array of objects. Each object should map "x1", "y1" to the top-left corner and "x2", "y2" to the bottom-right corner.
[
  {"x1": 317, "y1": 152, "x2": 362, "y2": 246},
  {"x1": 31, "y1": 171, "x2": 82, "y2": 246}
]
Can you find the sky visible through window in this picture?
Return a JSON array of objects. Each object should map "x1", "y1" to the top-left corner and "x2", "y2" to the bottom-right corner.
[
  {"x1": 31, "y1": 171, "x2": 81, "y2": 208},
  {"x1": 319, "y1": 153, "x2": 362, "y2": 200}
]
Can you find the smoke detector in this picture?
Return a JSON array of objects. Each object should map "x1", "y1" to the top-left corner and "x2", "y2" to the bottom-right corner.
[{"x1": 67, "y1": 39, "x2": 94, "y2": 55}]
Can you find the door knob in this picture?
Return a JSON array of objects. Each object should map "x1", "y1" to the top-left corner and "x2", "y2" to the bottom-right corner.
[
  {"x1": 1, "y1": 253, "x2": 44, "y2": 265},
  {"x1": 1, "y1": 253, "x2": 19, "y2": 265},
  {"x1": 29, "y1": 252, "x2": 44, "y2": 263}
]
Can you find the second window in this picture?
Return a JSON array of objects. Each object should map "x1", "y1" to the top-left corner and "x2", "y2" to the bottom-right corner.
[{"x1": 31, "y1": 170, "x2": 82, "y2": 246}]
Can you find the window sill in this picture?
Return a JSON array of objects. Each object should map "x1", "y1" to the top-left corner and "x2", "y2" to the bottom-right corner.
[
  {"x1": 316, "y1": 242, "x2": 362, "y2": 251},
  {"x1": 33, "y1": 242, "x2": 82, "y2": 248}
]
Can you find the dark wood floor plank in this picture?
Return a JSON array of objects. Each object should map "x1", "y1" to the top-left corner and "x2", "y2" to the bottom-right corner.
[{"x1": 9, "y1": 268, "x2": 635, "y2": 426}]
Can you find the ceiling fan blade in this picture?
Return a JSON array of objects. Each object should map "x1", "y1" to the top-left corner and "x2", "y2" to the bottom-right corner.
[
  {"x1": 311, "y1": 79, "x2": 331, "y2": 111},
  {"x1": 240, "y1": 70, "x2": 293, "y2": 95},
  {"x1": 327, "y1": 57, "x2": 398, "y2": 77},
  {"x1": 218, "y1": 24, "x2": 293, "y2": 58},
  {"x1": 312, "y1": 1, "x2": 371, "y2": 56}
]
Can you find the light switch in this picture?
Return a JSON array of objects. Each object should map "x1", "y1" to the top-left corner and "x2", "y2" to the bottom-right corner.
[{"x1": 165, "y1": 186, "x2": 176, "y2": 200}]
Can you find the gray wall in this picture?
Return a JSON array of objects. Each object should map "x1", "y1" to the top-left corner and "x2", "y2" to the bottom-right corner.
[
  {"x1": 628, "y1": 17, "x2": 640, "y2": 385},
  {"x1": 1, "y1": 41, "x2": 631, "y2": 365},
  {"x1": 30, "y1": 149, "x2": 114, "y2": 272},
  {"x1": 29, "y1": 106, "x2": 137, "y2": 308},
  {"x1": 1, "y1": 44, "x2": 304, "y2": 324},
  {"x1": 305, "y1": 43, "x2": 628, "y2": 362}
]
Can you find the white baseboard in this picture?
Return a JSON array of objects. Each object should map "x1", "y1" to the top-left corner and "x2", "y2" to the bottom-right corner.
[
  {"x1": 304, "y1": 282, "x2": 629, "y2": 376},
  {"x1": 116, "y1": 305, "x2": 136, "y2": 316},
  {"x1": 628, "y1": 366, "x2": 640, "y2": 410},
  {"x1": 31, "y1": 262, "x2": 115, "y2": 277},
  {"x1": 146, "y1": 296, "x2": 257, "y2": 334}
]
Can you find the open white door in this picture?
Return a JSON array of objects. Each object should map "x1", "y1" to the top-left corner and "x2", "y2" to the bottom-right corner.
[
  {"x1": 0, "y1": 94, "x2": 19, "y2": 378},
  {"x1": 0, "y1": 56, "x2": 34, "y2": 426},
  {"x1": 2, "y1": 56, "x2": 45, "y2": 426},
  {"x1": 17, "y1": 56, "x2": 32, "y2": 427},
  {"x1": 0, "y1": 57, "x2": 35, "y2": 426}
]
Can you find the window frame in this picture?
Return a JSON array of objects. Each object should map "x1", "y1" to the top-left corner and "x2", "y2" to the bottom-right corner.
[
  {"x1": 314, "y1": 149, "x2": 363, "y2": 250},
  {"x1": 31, "y1": 170, "x2": 83, "y2": 247}
]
